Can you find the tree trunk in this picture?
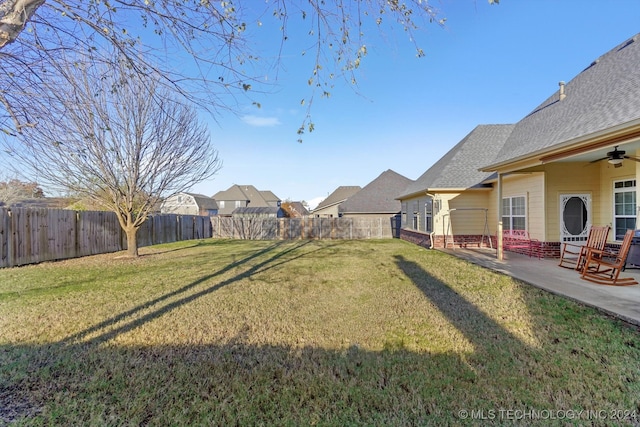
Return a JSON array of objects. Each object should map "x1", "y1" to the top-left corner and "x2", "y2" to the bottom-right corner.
[
  {"x1": 125, "y1": 225, "x2": 139, "y2": 257},
  {"x1": 0, "y1": 0, "x2": 46, "y2": 49}
]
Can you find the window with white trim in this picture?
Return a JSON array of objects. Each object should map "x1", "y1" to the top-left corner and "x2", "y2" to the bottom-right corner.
[
  {"x1": 425, "y1": 199, "x2": 433, "y2": 232},
  {"x1": 502, "y1": 196, "x2": 526, "y2": 230},
  {"x1": 401, "y1": 202, "x2": 407, "y2": 227},
  {"x1": 613, "y1": 179, "x2": 636, "y2": 240}
]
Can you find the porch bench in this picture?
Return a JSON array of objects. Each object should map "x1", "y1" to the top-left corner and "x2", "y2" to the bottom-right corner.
[{"x1": 502, "y1": 229, "x2": 540, "y2": 258}]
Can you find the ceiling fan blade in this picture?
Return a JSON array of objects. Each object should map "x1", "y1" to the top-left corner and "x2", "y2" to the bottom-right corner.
[
  {"x1": 589, "y1": 156, "x2": 609, "y2": 163},
  {"x1": 624, "y1": 155, "x2": 640, "y2": 162}
]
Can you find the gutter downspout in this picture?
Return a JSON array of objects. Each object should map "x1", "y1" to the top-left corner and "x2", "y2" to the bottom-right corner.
[
  {"x1": 426, "y1": 193, "x2": 437, "y2": 249},
  {"x1": 497, "y1": 173, "x2": 503, "y2": 260}
]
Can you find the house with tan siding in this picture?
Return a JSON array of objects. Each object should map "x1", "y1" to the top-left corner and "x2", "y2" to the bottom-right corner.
[
  {"x1": 397, "y1": 124, "x2": 514, "y2": 249},
  {"x1": 400, "y1": 33, "x2": 640, "y2": 258}
]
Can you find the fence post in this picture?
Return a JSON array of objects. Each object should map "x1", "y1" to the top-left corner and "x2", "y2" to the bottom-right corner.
[{"x1": 5, "y1": 208, "x2": 12, "y2": 268}]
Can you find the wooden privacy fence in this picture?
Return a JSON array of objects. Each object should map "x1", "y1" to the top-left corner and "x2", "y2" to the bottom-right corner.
[
  {"x1": 0, "y1": 209, "x2": 397, "y2": 268},
  {"x1": 0, "y1": 208, "x2": 212, "y2": 268},
  {"x1": 211, "y1": 217, "x2": 397, "y2": 240}
]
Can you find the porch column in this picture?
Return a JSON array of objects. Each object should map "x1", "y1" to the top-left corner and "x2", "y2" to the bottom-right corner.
[
  {"x1": 636, "y1": 160, "x2": 640, "y2": 230},
  {"x1": 497, "y1": 172, "x2": 503, "y2": 260}
]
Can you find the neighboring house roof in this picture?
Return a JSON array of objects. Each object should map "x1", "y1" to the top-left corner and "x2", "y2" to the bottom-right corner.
[
  {"x1": 398, "y1": 124, "x2": 515, "y2": 199},
  {"x1": 313, "y1": 186, "x2": 362, "y2": 211},
  {"x1": 185, "y1": 193, "x2": 218, "y2": 210},
  {"x1": 485, "y1": 33, "x2": 640, "y2": 169},
  {"x1": 260, "y1": 190, "x2": 280, "y2": 204},
  {"x1": 341, "y1": 169, "x2": 413, "y2": 214},
  {"x1": 212, "y1": 185, "x2": 279, "y2": 207}
]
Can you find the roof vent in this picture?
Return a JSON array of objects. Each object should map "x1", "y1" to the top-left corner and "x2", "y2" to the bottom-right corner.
[
  {"x1": 559, "y1": 81, "x2": 566, "y2": 101},
  {"x1": 617, "y1": 35, "x2": 638, "y2": 51}
]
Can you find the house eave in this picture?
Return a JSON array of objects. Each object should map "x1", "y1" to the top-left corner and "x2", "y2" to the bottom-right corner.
[
  {"x1": 397, "y1": 186, "x2": 492, "y2": 200},
  {"x1": 312, "y1": 200, "x2": 345, "y2": 212},
  {"x1": 480, "y1": 118, "x2": 640, "y2": 173},
  {"x1": 342, "y1": 210, "x2": 400, "y2": 215}
]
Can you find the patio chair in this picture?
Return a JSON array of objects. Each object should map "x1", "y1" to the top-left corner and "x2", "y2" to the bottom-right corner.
[
  {"x1": 558, "y1": 225, "x2": 610, "y2": 271},
  {"x1": 580, "y1": 229, "x2": 638, "y2": 286}
]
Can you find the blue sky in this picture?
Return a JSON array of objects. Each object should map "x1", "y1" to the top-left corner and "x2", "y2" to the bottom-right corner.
[{"x1": 191, "y1": 1, "x2": 640, "y2": 209}]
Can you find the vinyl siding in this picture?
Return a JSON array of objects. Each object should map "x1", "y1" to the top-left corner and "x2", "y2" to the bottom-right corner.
[
  {"x1": 543, "y1": 163, "x2": 600, "y2": 242},
  {"x1": 488, "y1": 172, "x2": 545, "y2": 241},
  {"x1": 161, "y1": 194, "x2": 199, "y2": 216},
  {"x1": 440, "y1": 192, "x2": 492, "y2": 237},
  {"x1": 598, "y1": 160, "x2": 638, "y2": 240}
]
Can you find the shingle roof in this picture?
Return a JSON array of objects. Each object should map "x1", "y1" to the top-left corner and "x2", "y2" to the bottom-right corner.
[
  {"x1": 340, "y1": 170, "x2": 413, "y2": 213},
  {"x1": 486, "y1": 33, "x2": 640, "y2": 168},
  {"x1": 398, "y1": 124, "x2": 515, "y2": 198},
  {"x1": 212, "y1": 185, "x2": 280, "y2": 207},
  {"x1": 314, "y1": 186, "x2": 361, "y2": 210},
  {"x1": 186, "y1": 193, "x2": 218, "y2": 210},
  {"x1": 260, "y1": 190, "x2": 280, "y2": 203}
]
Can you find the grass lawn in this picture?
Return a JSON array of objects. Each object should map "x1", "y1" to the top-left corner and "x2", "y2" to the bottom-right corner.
[{"x1": 1, "y1": 238, "x2": 639, "y2": 426}]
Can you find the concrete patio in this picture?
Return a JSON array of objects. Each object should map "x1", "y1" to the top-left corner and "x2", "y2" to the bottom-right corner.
[{"x1": 440, "y1": 247, "x2": 640, "y2": 327}]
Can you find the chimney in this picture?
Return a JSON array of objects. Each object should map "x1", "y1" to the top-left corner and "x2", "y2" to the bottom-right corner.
[{"x1": 559, "y1": 81, "x2": 566, "y2": 101}]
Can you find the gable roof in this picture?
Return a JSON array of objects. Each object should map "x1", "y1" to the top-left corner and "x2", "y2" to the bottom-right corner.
[
  {"x1": 398, "y1": 124, "x2": 515, "y2": 199},
  {"x1": 314, "y1": 186, "x2": 361, "y2": 211},
  {"x1": 212, "y1": 185, "x2": 280, "y2": 207},
  {"x1": 340, "y1": 170, "x2": 413, "y2": 213},
  {"x1": 260, "y1": 190, "x2": 280, "y2": 203},
  {"x1": 484, "y1": 33, "x2": 640, "y2": 170}
]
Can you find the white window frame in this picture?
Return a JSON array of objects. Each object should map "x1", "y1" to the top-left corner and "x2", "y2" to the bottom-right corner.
[
  {"x1": 502, "y1": 195, "x2": 527, "y2": 231},
  {"x1": 425, "y1": 199, "x2": 433, "y2": 233},
  {"x1": 613, "y1": 179, "x2": 636, "y2": 241},
  {"x1": 401, "y1": 202, "x2": 408, "y2": 227}
]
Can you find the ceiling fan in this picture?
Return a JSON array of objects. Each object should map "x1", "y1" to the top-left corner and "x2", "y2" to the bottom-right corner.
[{"x1": 590, "y1": 146, "x2": 640, "y2": 168}]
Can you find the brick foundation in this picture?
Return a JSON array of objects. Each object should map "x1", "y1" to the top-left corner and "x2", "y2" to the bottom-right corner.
[
  {"x1": 398, "y1": 229, "x2": 600, "y2": 260},
  {"x1": 399, "y1": 229, "x2": 432, "y2": 249}
]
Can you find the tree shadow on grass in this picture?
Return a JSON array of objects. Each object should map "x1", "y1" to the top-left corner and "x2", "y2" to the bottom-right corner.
[
  {"x1": 137, "y1": 239, "x2": 220, "y2": 257},
  {"x1": 393, "y1": 254, "x2": 533, "y2": 366},
  {"x1": 0, "y1": 340, "x2": 476, "y2": 425},
  {"x1": 2, "y1": 244, "x2": 639, "y2": 425},
  {"x1": 60, "y1": 240, "x2": 327, "y2": 347}
]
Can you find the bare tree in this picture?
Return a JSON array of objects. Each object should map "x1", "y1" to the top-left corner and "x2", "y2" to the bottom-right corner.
[
  {"x1": 0, "y1": 1, "x2": 451, "y2": 137},
  {"x1": 0, "y1": 177, "x2": 43, "y2": 206},
  {"x1": 1, "y1": 53, "x2": 222, "y2": 257}
]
